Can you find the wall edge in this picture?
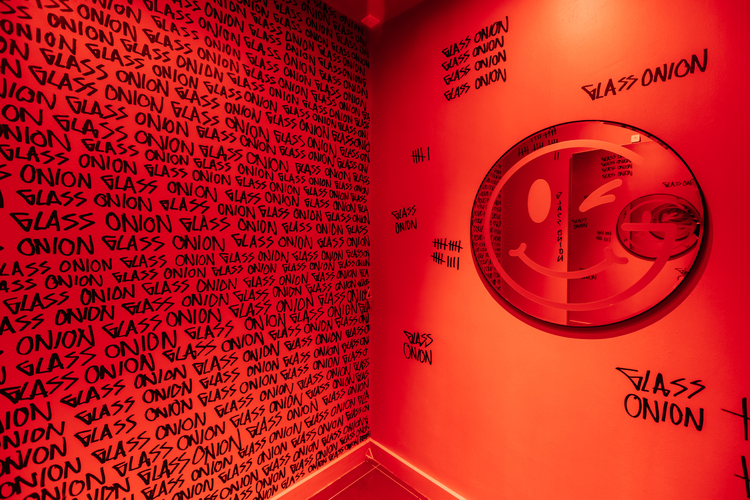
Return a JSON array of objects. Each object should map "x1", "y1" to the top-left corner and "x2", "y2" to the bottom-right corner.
[
  {"x1": 369, "y1": 439, "x2": 468, "y2": 500},
  {"x1": 272, "y1": 439, "x2": 370, "y2": 500}
]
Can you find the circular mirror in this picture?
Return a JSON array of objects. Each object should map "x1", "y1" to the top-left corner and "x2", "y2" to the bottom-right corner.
[{"x1": 470, "y1": 121, "x2": 707, "y2": 327}]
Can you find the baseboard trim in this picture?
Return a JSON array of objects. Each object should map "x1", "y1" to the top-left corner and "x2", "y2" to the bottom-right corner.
[
  {"x1": 271, "y1": 439, "x2": 370, "y2": 500},
  {"x1": 272, "y1": 438, "x2": 466, "y2": 500},
  {"x1": 368, "y1": 439, "x2": 467, "y2": 500}
]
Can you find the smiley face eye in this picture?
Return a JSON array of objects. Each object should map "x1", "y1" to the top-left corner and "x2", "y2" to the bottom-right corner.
[
  {"x1": 579, "y1": 179, "x2": 622, "y2": 213},
  {"x1": 527, "y1": 178, "x2": 551, "y2": 223}
]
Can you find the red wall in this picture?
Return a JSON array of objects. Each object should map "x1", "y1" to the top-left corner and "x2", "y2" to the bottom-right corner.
[
  {"x1": 0, "y1": 0, "x2": 371, "y2": 499},
  {"x1": 369, "y1": 0, "x2": 750, "y2": 498}
]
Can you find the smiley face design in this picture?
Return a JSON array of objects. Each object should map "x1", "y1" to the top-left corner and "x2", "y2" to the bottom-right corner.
[{"x1": 470, "y1": 121, "x2": 706, "y2": 327}]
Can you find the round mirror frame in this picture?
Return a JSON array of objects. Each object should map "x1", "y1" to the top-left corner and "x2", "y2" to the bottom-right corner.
[{"x1": 470, "y1": 121, "x2": 707, "y2": 328}]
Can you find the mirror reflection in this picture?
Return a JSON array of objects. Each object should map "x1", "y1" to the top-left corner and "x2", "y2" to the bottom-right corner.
[{"x1": 470, "y1": 121, "x2": 706, "y2": 327}]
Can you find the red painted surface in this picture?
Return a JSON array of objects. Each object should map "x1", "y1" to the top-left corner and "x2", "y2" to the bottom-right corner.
[{"x1": 369, "y1": 0, "x2": 750, "y2": 498}]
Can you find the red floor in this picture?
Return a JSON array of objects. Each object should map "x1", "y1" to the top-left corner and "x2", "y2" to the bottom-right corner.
[{"x1": 308, "y1": 460, "x2": 428, "y2": 500}]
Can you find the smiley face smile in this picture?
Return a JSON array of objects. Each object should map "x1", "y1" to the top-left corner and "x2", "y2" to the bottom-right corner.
[{"x1": 509, "y1": 243, "x2": 628, "y2": 279}]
